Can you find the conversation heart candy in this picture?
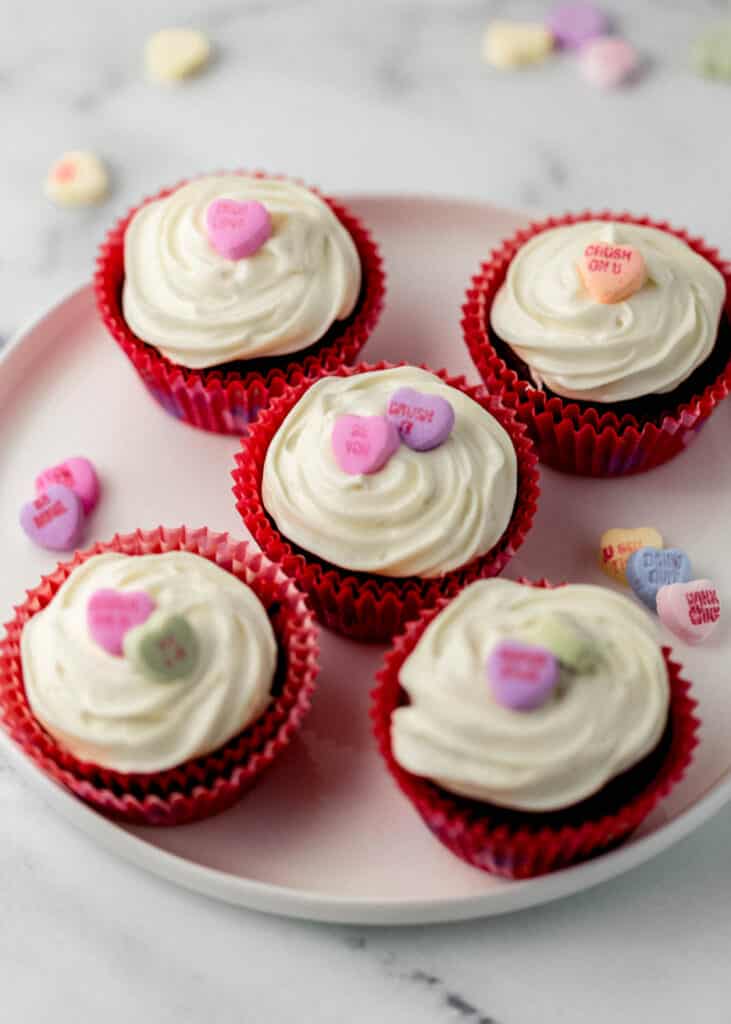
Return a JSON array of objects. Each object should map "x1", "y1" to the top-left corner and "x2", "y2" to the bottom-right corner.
[
  {"x1": 599, "y1": 527, "x2": 663, "y2": 584},
  {"x1": 45, "y1": 151, "x2": 109, "y2": 208},
  {"x1": 487, "y1": 640, "x2": 559, "y2": 711},
  {"x1": 124, "y1": 613, "x2": 199, "y2": 681},
  {"x1": 626, "y1": 547, "x2": 692, "y2": 611},
  {"x1": 482, "y1": 21, "x2": 554, "y2": 69},
  {"x1": 520, "y1": 615, "x2": 596, "y2": 672},
  {"x1": 145, "y1": 27, "x2": 211, "y2": 82},
  {"x1": 578, "y1": 241, "x2": 647, "y2": 304},
  {"x1": 35, "y1": 457, "x2": 100, "y2": 515},
  {"x1": 332, "y1": 415, "x2": 400, "y2": 475},
  {"x1": 691, "y1": 23, "x2": 731, "y2": 81},
  {"x1": 547, "y1": 3, "x2": 608, "y2": 49},
  {"x1": 657, "y1": 580, "x2": 721, "y2": 646},
  {"x1": 579, "y1": 37, "x2": 640, "y2": 89},
  {"x1": 87, "y1": 589, "x2": 156, "y2": 657},
  {"x1": 386, "y1": 387, "x2": 455, "y2": 452},
  {"x1": 205, "y1": 199, "x2": 272, "y2": 260},
  {"x1": 20, "y1": 485, "x2": 85, "y2": 551}
]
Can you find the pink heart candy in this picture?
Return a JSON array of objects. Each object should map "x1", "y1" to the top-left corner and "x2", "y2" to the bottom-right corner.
[
  {"x1": 487, "y1": 640, "x2": 559, "y2": 711},
  {"x1": 578, "y1": 240, "x2": 647, "y2": 304},
  {"x1": 332, "y1": 415, "x2": 400, "y2": 475},
  {"x1": 87, "y1": 589, "x2": 157, "y2": 657},
  {"x1": 20, "y1": 485, "x2": 85, "y2": 551},
  {"x1": 35, "y1": 456, "x2": 100, "y2": 515},
  {"x1": 579, "y1": 37, "x2": 640, "y2": 89},
  {"x1": 657, "y1": 579, "x2": 721, "y2": 646},
  {"x1": 386, "y1": 387, "x2": 455, "y2": 451},
  {"x1": 205, "y1": 198, "x2": 272, "y2": 260}
]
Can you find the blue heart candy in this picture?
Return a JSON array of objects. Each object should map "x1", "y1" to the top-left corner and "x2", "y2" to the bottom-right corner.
[{"x1": 626, "y1": 547, "x2": 692, "y2": 611}]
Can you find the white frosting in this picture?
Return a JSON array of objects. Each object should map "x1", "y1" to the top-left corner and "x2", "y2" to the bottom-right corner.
[
  {"x1": 21, "y1": 552, "x2": 277, "y2": 774},
  {"x1": 121, "y1": 175, "x2": 362, "y2": 368},
  {"x1": 490, "y1": 221, "x2": 725, "y2": 403},
  {"x1": 391, "y1": 579, "x2": 670, "y2": 811},
  {"x1": 261, "y1": 367, "x2": 518, "y2": 578}
]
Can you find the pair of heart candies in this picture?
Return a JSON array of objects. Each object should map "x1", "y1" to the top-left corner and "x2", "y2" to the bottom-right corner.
[{"x1": 20, "y1": 457, "x2": 100, "y2": 552}]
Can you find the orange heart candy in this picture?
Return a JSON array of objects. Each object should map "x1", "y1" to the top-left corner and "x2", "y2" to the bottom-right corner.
[{"x1": 578, "y1": 241, "x2": 647, "y2": 304}]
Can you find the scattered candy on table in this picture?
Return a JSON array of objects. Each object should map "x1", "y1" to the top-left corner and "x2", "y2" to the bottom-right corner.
[
  {"x1": 87, "y1": 589, "x2": 157, "y2": 657},
  {"x1": 20, "y1": 485, "x2": 85, "y2": 551},
  {"x1": 579, "y1": 36, "x2": 640, "y2": 89},
  {"x1": 386, "y1": 388, "x2": 455, "y2": 451},
  {"x1": 332, "y1": 414, "x2": 400, "y2": 475},
  {"x1": 626, "y1": 547, "x2": 692, "y2": 611},
  {"x1": 578, "y1": 241, "x2": 647, "y2": 303},
  {"x1": 691, "y1": 23, "x2": 731, "y2": 81},
  {"x1": 657, "y1": 580, "x2": 721, "y2": 646},
  {"x1": 205, "y1": 199, "x2": 272, "y2": 260},
  {"x1": 35, "y1": 456, "x2": 100, "y2": 515},
  {"x1": 481, "y1": 21, "x2": 554, "y2": 69},
  {"x1": 487, "y1": 639, "x2": 559, "y2": 711},
  {"x1": 145, "y1": 27, "x2": 212, "y2": 83},
  {"x1": 547, "y1": 2, "x2": 608, "y2": 50},
  {"x1": 45, "y1": 152, "x2": 109, "y2": 207},
  {"x1": 125, "y1": 612, "x2": 199, "y2": 681},
  {"x1": 599, "y1": 527, "x2": 663, "y2": 585}
]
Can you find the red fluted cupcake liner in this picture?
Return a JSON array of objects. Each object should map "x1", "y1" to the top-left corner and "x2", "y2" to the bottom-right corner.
[
  {"x1": 0, "y1": 527, "x2": 319, "y2": 826},
  {"x1": 371, "y1": 584, "x2": 700, "y2": 879},
  {"x1": 462, "y1": 211, "x2": 731, "y2": 476},
  {"x1": 232, "y1": 361, "x2": 540, "y2": 643},
  {"x1": 94, "y1": 172, "x2": 386, "y2": 435}
]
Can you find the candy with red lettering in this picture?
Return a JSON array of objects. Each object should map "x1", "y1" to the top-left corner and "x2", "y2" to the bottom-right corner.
[
  {"x1": 87, "y1": 589, "x2": 156, "y2": 657},
  {"x1": 579, "y1": 37, "x2": 640, "y2": 89},
  {"x1": 579, "y1": 241, "x2": 647, "y2": 303},
  {"x1": 487, "y1": 640, "x2": 559, "y2": 711},
  {"x1": 547, "y1": 3, "x2": 608, "y2": 49},
  {"x1": 332, "y1": 414, "x2": 400, "y2": 475},
  {"x1": 626, "y1": 547, "x2": 692, "y2": 611},
  {"x1": 205, "y1": 199, "x2": 272, "y2": 260},
  {"x1": 386, "y1": 387, "x2": 455, "y2": 451},
  {"x1": 125, "y1": 613, "x2": 199, "y2": 681},
  {"x1": 20, "y1": 485, "x2": 85, "y2": 551},
  {"x1": 657, "y1": 580, "x2": 720, "y2": 645},
  {"x1": 36, "y1": 456, "x2": 100, "y2": 515},
  {"x1": 599, "y1": 527, "x2": 663, "y2": 584}
]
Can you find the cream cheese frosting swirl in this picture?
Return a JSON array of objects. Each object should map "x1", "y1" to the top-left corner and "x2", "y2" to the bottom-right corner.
[
  {"x1": 490, "y1": 221, "x2": 726, "y2": 403},
  {"x1": 21, "y1": 552, "x2": 277, "y2": 773},
  {"x1": 261, "y1": 367, "x2": 518, "y2": 578},
  {"x1": 391, "y1": 579, "x2": 670, "y2": 811},
  {"x1": 122, "y1": 175, "x2": 362, "y2": 368}
]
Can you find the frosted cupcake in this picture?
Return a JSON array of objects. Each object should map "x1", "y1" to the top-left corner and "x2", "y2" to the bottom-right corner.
[
  {"x1": 373, "y1": 578, "x2": 699, "y2": 877},
  {"x1": 233, "y1": 363, "x2": 539, "y2": 641},
  {"x1": 0, "y1": 528, "x2": 318, "y2": 824},
  {"x1": 95, "y1": 173, "x2": 385, "y2": 434},
  {"x1": 462, "y1": 213, "x2": 731, "y2": 475}
]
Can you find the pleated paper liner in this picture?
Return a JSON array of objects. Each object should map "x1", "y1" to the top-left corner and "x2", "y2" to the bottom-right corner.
[
  {"x1": 461, "y1": 211, "x2": 731, "y2": 476},
  {"x1": 232, "y1": 360, "x2": 540, "y2": 643},
  {"x1": 94, "y1": 173, "x2": 386, "y2": 435},
  {"x1": 0, "y1": 527, "x2": 319, "y2": 826},
  {"x1": 371, "y1": 583, "x2": 700, "y2": 879}
]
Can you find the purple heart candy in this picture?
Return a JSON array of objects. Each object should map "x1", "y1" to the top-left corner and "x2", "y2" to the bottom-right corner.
[
  {"x1": 487, "y1": 640, "x2": 559, "y2": 712},
  {"x1": 20, "y1": 484, "x2": 85, "y2": 551},
  {"x1": 386, "y1": 387, "x2": 455, "y2": 452},
  {"x1": 547, "y1": 2, "x2": 608, "y2": 49}
]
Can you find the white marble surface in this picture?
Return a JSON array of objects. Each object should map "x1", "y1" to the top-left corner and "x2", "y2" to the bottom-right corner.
[{"x1": 3, "y1": 0, "x2": 731, "y2": 1020}]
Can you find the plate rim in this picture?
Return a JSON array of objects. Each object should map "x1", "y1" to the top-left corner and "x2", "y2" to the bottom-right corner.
[{"x1": 2, "y1": 196, "x2": 730, "y2": 926}]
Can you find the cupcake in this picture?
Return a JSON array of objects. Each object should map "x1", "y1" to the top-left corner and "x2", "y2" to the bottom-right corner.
[
  {"x1": 372, "y1": 578, "x2": 699, "y2": 878},
  {"x1": 462, "y1": 213, "x2": 731, "y2": 476},
  {"x1": 95, "y1": 173, "x2": 385, "y2": 434},
  {"x1": 0, "y1": 528, "x2": 318, "y2": 825},
  {"x1": 232, "y1": 363, "x2": 540, "y2": 642}
]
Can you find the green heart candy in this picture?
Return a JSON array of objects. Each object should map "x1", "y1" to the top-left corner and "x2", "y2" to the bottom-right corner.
[
  {"x1": 125, "y1": 613, "x2": 199, "y2": 682},
  {"x1": 519, "y1": 615, "x2": 596, "y2": 672},
  {"x1": 691, "y1": 24, "x2": 731, "y2": 80}
]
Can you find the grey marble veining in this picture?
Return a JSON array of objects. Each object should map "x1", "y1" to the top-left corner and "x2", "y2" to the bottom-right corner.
[{"x1": 2, "y1": 1, "x2": 731, "y2": 1020}]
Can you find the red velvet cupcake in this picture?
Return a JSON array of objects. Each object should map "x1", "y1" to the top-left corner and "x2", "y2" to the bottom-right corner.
[
  {"x1": 0, "y1": 527, "x2": 318, "y2": 825},
  {"x1": 372, "y1": 578, "x2": 699, "y2": 878},
  {"x1": 462, "y1": 212, "x2": 731, "y2": 476},
  {"x1": 95, "y1": 173, "x2": 385, "y2": 435},
  {"x1": 232, "y1": 362, "x2": 540, "y2": 642}
]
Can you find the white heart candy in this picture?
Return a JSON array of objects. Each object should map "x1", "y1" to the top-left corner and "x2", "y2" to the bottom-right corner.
[
  {"x1": 145, "y1": 28, "x2": 212, "y2": 82},
  {"x1": 45, "y1": 152, "x2": 109, "y2": 208}
]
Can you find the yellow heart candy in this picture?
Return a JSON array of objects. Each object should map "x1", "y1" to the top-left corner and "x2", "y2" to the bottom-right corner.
[
  {"x1": 599, "y1": 527, "x2": 663, "y2": 585},
  {"x1": 145, "y1": 28, "x2": 211, "y2": 83},
  {"x1": 482, "y1": 21, "x2": 554, "y2": 69}
]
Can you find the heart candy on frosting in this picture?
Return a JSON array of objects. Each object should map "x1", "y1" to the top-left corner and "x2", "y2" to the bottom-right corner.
[
  {"x1": 205, "y1": 199, "x2": 272, "y2": 260},
  {"x1": 125, "y1": 613, "x2": 199, "y2": 681},
  {"x1": 487, "y1": 640, "x2": 560, "y2": 711},
  {"x1": 386, "y1": 387, "x2": 455, "y2": 451},
  {"x1": 332, "y1": 414, "x2": 401, "y2": 475},
  {"x1": 20, "y1": 485, "x2": 85, "y2": 551},
  {"x1": 578, "y1": 241, "x2": 647, "y2": 304},
  {"x1": 36, "y1": 457, "x2": 100, "y2": 515},
  {"x1": 657, "y1": 580, "x2": 721, "y2": 645},
  {"x1": 87, "y1": 589, "x2": 157, "y2": 657}
]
